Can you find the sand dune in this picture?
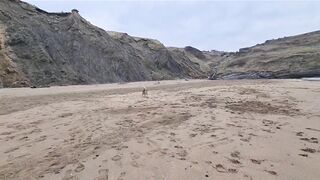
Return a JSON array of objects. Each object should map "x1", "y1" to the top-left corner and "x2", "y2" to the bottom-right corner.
[{"x1": 0, "y1": 79, "x2": 319, "y2": 180}]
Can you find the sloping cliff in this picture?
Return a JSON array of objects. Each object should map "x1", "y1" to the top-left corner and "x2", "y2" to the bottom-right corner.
[{"x1": 0, "y1": 0, "x2": 207, "y2": 87}]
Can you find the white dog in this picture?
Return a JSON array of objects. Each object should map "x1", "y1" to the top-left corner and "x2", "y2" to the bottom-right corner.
[{"x1": 142, "y1": 87, "x2": 148, "y2": 97}]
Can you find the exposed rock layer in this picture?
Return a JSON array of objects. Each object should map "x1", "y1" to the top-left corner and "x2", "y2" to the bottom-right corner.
[
  {"x1": 0, "y1": 0, "x2": 207, "y2": 87},
  {"x1": 209, "y1": 31, "x2": 320, "y2": 79}
]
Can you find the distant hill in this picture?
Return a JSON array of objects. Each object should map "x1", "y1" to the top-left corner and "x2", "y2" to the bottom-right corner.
[{"x1": 209, "y1": 31, "x2": 320, "y2": 79}]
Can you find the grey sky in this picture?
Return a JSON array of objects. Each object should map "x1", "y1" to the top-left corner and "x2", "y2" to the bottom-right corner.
[{"x1": 25, "y1": 0, "x2": 320, "y2": 51}]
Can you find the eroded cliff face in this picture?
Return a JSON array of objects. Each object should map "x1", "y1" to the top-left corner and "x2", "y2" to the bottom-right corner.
[
  {"x1": 0, "y1": 22, "x2": 29, "y2": 87},
  {"x1": 106, "y1": 31, "x2": 207, "y2": 80},
  {"x1": 209, "y1": 31, "x2": 320, "y2": 80},
  {"x1": 0, "y1": 0, "x2": 208, "y2": 88}
]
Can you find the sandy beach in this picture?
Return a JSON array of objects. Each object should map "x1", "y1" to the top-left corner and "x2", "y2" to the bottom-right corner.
[{"x1": 0, "y1": 79, "x2": 319, "y2": 180}]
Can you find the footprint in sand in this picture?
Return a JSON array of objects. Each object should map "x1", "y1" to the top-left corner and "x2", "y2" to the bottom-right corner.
[
  {"x1": 243, "y1": 174, "x2": 253, "y2": 180},
  {"x1": 250, "y1": 159, "x2": 265, "y2": 165},
  {"x1": 130, "y1": 153, "x2": 141, "y2": 160},
  {"x1": 299, "y1": 154, "x2": 308, "y2": 157},
  {"x1": 117, "y1": 172, "x2": 126, "y2": 180},
  {"x1": 214, "y1": 164, "x2": 227, "y2": 173},
  {"x1": 18, "y1": 136, "x2": 29, "y2": 141},
  {"x1": 59, "y1": 112, "x2": 73, "y2": 118},
  {"x1": 301, "y1": 148, "x2": 316, "y2": 153},
  {"x1": 176, "y1": 149, "x2": 188, "y2": 160},
  {"x1": 0, "y1": 131, "x2": 14, "y2": 135},
  {"x1": 264, "y1": 170, "x2": 278, "y2": 176},
  {"x1": 205, "y1": 161, "x2": 213, "y2": 165},
  {"x1": 4, "y1": 146, "x2": 19, "y2": 154},
  {"x1": 62, "y1": 169, "x2": 77, "y2": 180},
  {"x1": 212, "y1": 151, "x2": 219, "y2": 154},
  {"x1": 228, "y1": 158, "x2": 241, "y2": 165},
  {"x1": 111, "y1": 155, "x2": 122, "y2": 161},
  {"x1": 131, "y1": 160, "x2": 139, "y2": 168},
  {"x1": 306, "y1": 128, "x2": 320, "y2": 132},
  {"x1": 113, "y1": 145, "x2": 129, "y2": 151},
  {"x1": 240, "y1": 136, "x2": 252, "y2": 142},
  {"x1": 300, "y1": 137, "x2": 318, "y2": 144},
  {"x1": 296, "y1": 132, "x2": 304, "y2": 136},
  {"x1": 35, "y1": 135, "x2": 47, "y2": 142},
  {"x1": 174, "y1": 145, "x2": 183, "y2": 149},
  {"x1": 74, "y1": 163, "x2": 85, "y2": 173},
  {"x1": 159, "y1": 148, "x2": 169, "y2": 156},
  {"x1": 228, "y1": 168, "x2": 238, "y2": 173},
  {"x1": 230, "y1": 151, "x2": 240, "y2": 159},
  {"x1": 213, "y1": 164, "x2": 238, "y2": 173},
  {"x1": 94, "y1": 169, "x2": 109, "y2": 180}
]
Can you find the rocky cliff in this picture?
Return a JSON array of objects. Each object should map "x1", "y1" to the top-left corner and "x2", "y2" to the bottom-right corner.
[
  {"x1": 0, "y1": 0, "x2": 208, "y2": 88},
  {"x1": 209, "y1": 31, "x2": 320, "y2": 79}
]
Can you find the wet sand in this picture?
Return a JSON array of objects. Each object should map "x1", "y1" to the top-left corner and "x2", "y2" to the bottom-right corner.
[{"x1": 0, "y1": 79, "x2": 319, "y2": 180}]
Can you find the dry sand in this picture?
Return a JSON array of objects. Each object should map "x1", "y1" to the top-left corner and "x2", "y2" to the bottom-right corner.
[{"x1": 0, "y1": 79, "x2": 319, "y2": 180}]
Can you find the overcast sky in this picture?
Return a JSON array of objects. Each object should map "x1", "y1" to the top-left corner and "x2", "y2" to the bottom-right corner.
[{"x1": 25, "y1": 0, "x2": 320, "y2": 52}]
